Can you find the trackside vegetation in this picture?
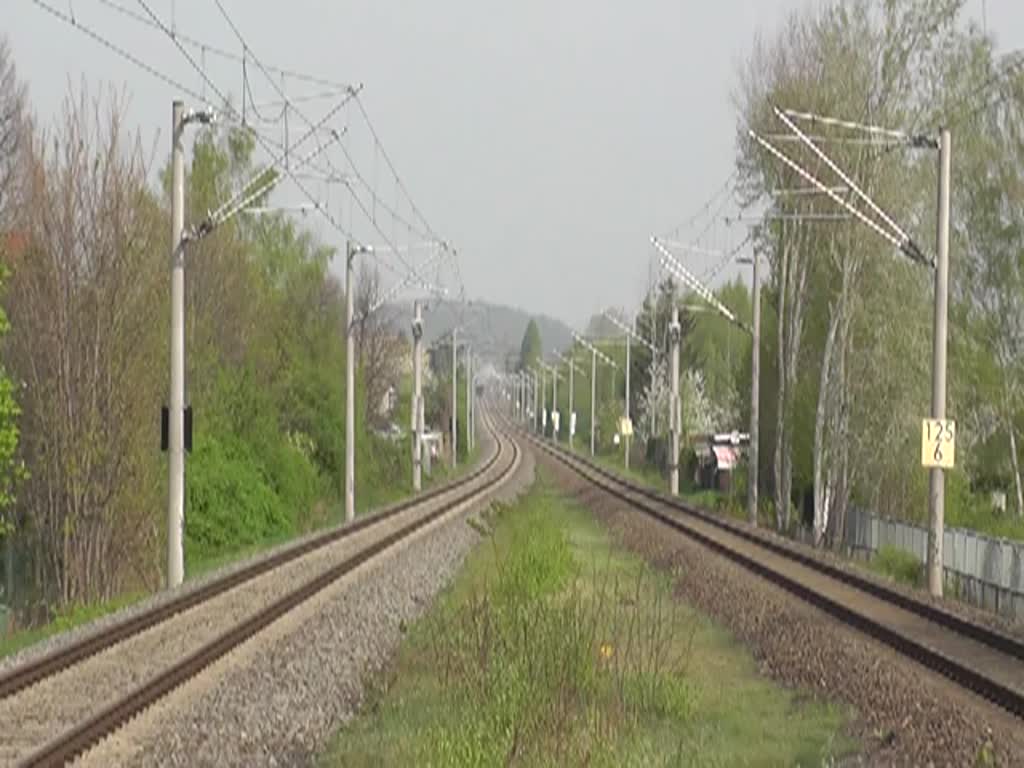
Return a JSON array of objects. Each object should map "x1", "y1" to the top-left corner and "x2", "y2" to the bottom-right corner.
[{"x1": 323, "y1": 475, "x2": 852, "y2": 766}]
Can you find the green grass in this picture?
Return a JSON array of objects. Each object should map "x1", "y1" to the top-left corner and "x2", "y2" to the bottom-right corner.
[
  {"x1": 322, "y1": 473, "x2": 854, "y2": 767},
  {"x1": 867, "y1": 546, "x2": 924, "y2": 588},
  {"x1": 0, "y1": 591, "x2": 144, "y2": 659}
]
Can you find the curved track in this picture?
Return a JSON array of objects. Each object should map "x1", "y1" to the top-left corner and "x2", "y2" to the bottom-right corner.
[
  {"x1": 517, "y1": 423, "x2": 1024, "y2": 721},
  {"x1": 3, "y1": 409, "x2": 521, "y2": 767}
]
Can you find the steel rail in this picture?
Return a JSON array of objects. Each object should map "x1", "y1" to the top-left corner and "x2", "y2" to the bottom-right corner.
[
  {"x1": 20, "y1": 411, "x2": 520, "y2": 767},
  {"x1": 0, "y1": 419, "x2": 505, "y2": 702},
  {"x1": 518, "y1": 425, "x2": 1024, "y2": 720}
]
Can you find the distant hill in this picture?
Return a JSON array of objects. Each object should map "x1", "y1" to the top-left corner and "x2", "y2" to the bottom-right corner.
[{"x1": 384, "y1": 299, "x2": 574, "y2": 371}]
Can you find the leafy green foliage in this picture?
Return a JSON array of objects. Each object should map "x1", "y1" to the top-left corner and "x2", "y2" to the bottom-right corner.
[
  {"x1": 870, "y1": 546, "x2": 924, "y2": 588},
  {"x1": 683, "y1": 277, "x2": 751, "y2": 424},
  {"x1": 185, "y1": 433, "x2": 294, "y2": 564},
  {"x1": 0, "y1": 265, "x2": 24, "y2": 535}
]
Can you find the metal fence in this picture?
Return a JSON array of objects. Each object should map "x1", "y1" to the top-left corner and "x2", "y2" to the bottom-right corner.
[{"x1": 840, "y1": 505, "x2": 1024, "y2": 622}]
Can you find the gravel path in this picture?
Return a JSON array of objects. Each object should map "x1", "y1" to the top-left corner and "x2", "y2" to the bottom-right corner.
[
  {"x1": 72, "y1": 429, "x2": 533, "y2": 768},
  {"x1": 539, "y1": 450, "x2": 1024, "y2": 767}
]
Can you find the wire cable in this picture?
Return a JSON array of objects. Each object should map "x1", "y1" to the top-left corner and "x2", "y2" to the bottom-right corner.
[
  {"x1": 660, "y1": 169, "x2": 738, "y2": 240},
  {"x1": 133, "y1": 0, "x2": 371, "y2": 249},
  {"x1": 208, "y1": 0, "x2": 441, "y2": 287},
  {"x1": 95, "y1": 0, "x2": 352, "y2": 90},
  {"x1": 773, "y1": 107, "x2": 913, "y2": 245},
  {"x1": 353, "y1": 95, "x2": 443, "y2": 244},
  {"x1": 32, "y1": 0, "x2": 210, "y2": 106}
]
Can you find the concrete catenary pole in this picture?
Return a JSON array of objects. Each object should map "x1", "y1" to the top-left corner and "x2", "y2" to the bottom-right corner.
[
  {"x1": 516, "y1": 372, "x2": 522, "y2": 421},
  {"x1": 167, "y1": 101, "x2": 186, "y2": 588},
  {"x1": 466, "y1": 348, "x2": 472, "y2": 455},
  {"x1": 520, "y1": 373, "x2": 526, "y2": 423},
  {"x1": 669, "y1": 306, "x2": 681, "y2": 495},
  {"x1": 412, "y1": 300, "x2": 423, "y2": 492},
  {"x1": 625, "y1": 326, "x2": 631, "y2": 469},
  {"x1": 568, "y1": 354, "x2": 575, "y2": 451},
  {"x1": 553, "y1": 365, "x2": 559, "y2": 443},
  {"x1": 927, "y1": 128, "x2": 952, "y2": 598},
  {"x1": 541, "y1": 367, "x2": 547, "y2": 436},
  {"x1": 590, "y1": 348, "x2": 597, "y2": 457},
  {"x1": 748, "y1": 245, "x2": 761, "y2": 526},
  {"x1": 471, "y1": 353, "x2": 476, "y2": 450},
  {"x1": 345, "y1": 242, "x2": 356, "y2": 522},
  {"x1": 651, "y1": 309, "x2": 658, "y2": 439},
  {"x1": 536, "y1": 370, "x2": 544, "y2": 434},
  {"x1": 451, "y1": 329, "x2": 458, "y2": 469}
]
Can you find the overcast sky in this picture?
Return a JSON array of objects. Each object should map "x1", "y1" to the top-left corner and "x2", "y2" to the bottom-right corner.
[{"x1": 6, "y1": 0, "x2": 1020, "y2": 328}]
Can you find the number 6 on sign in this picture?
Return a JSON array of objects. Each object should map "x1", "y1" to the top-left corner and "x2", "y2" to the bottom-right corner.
[{"x1": 921, "y1": 419, "x2": 955, "y2": 469}]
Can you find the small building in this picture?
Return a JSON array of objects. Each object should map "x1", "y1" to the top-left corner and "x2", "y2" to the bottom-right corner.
[{"x1": 691, "y1": 431, "x2": 749, "y2": 492}]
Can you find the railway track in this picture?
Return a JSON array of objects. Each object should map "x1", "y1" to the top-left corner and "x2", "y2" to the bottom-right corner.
[
  {"x1": 519, "y1": 424, "x2": 1024, "y2": 721},
  {"x1": 1, "y1": 410, "x2": 520, "y2": 767}
]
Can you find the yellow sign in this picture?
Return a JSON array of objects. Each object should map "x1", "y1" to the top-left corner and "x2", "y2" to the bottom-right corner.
[
  {"x1": 620, "y1": 418, "x2": 633, "y2": 437},
  {"x1": 921, "y1": 419, "x2": 955, "y2": 469}
]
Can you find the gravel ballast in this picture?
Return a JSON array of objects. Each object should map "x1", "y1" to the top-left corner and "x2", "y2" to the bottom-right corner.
[
  {"x1": 75, "y1": 433, "x2": 534, "y2": 768},
  {"x1": 540, "y1": 451, "x2": 1024, "y2": 767},
  {"x1": 0, "y1": 447, "x2": 514, "y2": 766}
]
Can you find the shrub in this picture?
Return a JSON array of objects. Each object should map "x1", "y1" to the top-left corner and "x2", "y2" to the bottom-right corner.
[
  {"x1": 185, "y1": 432, "x2": 294, "y2": 562},
  {"x1": 871, "y1": 546, "x2": 923, "y2": 587}
]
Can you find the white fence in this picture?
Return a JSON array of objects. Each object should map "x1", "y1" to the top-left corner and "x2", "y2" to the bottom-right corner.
[{"x1": 841, "y1": 506, "x2": 1024, "y2": 621}]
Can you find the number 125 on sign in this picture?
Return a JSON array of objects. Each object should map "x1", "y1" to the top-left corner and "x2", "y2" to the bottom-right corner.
[{"x1": 921, "y1": 419, "x2": 955, "y2": 469}]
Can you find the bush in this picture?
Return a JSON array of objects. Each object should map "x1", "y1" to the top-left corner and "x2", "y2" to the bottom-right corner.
[
  {"x1": 871, "y1": 546, "x2": 923, "y2": 587},
  {"x1": 185, "y1": 433, "x2": 294, "y2": 563}
]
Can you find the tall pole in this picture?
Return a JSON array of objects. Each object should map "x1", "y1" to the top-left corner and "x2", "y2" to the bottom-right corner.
[
  {"x1": 651, "y1": 310, "x2": 658, "y2": 439},
  {"x1": 568, "y1": 356, "x2": 575, "y2": 451},
  {"x1": 344, "y1": 243, "x2": 356, "y2": 522},
  {"x1": 466, "y1": 349, "x2": 472, "y2": 455},
  {"x1": 625, "y1": 328, "x2": 631, "y2": 469},
  {"x1": 536, "y1": 370, "x2": 544, "y2": 434},
  {"x1": 471, "y1": 354, "x2": 476, "y2": 450},
  {"x1": 518, "y1": 373, "x2": 523, "y2": 422},
  {"x1": 590, "y1": 349, "x2": 597, "y2": 456},
  {"x1": 669, "y1": 306, "x2": 680, "y2": 496},
  {"x1": 541, "y1": 368, "x2": 547, "y2": 436},
  {"x1": 521, "y1": 373, "x2": 526, "y2": 423},
  {"x1": 532, "y1": 371, "x2": 539, "y2": 432},
  {"x1": 927, "y1": 128, "x2": 952, "y2": 598},
  {"x1": 553, "y1": 366, "x2": 559, "y2": 443},
  {"x1": 412, "y1": 301, "x2": 423, "y2": 492},
  {"x1": 167, "y1": 101, "x2": 186, "y2": 589},
  {"x1": 748, "y1": 246, "x2": 761, "y2": 526},
  {"x1": 452, "y1": 329, "x2": 458, "y2": 469}
]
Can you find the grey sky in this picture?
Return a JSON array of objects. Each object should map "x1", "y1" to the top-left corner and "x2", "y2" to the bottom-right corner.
[{"x1": 6, "y1": 0, "x2": 1020, "y2": 329}]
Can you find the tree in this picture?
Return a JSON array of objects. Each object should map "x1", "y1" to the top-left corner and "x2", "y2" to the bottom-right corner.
[
  {"x1": 519, "y1": 319, "x2": 542, "y2": 372},
  {"x1": 683, "y1": 276, "x2": 751, "y2": 428},
  {"x1": 954, "y1": 46, "x2": 1024, "y2": 516},
  {"x1": 735, "y1": 0, "x2": 970, "y2": 539},
  {"x1": 0, "y1": 37, "x2": 26, "y2": 580},
  {"x1": 0, "y1": 37, "x2": 25, "y2": 226},
  {"x1": 354, "y1": 263, "x2": 404, "y2": 428},
  {"x1": 584, "y1": 311, "x2": 621, "y2": 339},
  {"x1": 7, "y1": 87, "x2": 166, "y2": 603}
]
